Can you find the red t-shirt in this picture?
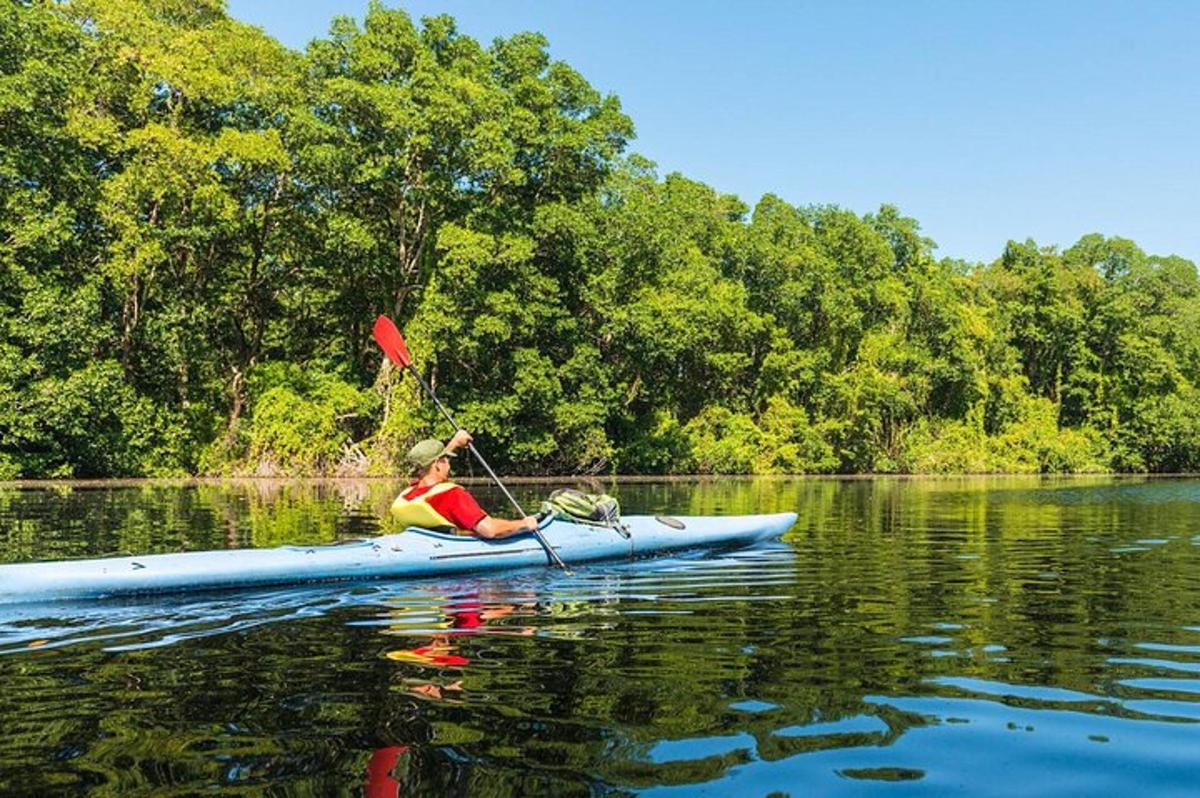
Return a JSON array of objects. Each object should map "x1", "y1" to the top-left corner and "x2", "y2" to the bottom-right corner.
[{"x1": 402, "y1": 483, "x2": 488, "y2": 532}]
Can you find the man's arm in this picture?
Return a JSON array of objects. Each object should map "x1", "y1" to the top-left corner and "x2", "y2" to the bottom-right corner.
[
  {"x1": 441, "y1": 430, "x2": 537, "y2": 540},
  {"x1": 474, "y1": 515, "x2": 539, "y2": 540}
]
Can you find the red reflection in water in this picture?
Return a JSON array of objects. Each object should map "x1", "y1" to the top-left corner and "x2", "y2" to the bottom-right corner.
[
  {"x1": 365, "y1": 745, "x2": 409, "y2": 798},
  {"x1": 367, "y1": 594, "x2": 537, "y2": 793}
]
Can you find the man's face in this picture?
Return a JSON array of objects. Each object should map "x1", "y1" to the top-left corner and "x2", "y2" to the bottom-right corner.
[{"x1": 436, "y1": 456, "x2": 451, "y2": 478}]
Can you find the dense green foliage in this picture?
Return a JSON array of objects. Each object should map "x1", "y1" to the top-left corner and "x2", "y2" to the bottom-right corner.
[{"x1": 3, "y1": 0, "x2": 1199, "y2": 477}]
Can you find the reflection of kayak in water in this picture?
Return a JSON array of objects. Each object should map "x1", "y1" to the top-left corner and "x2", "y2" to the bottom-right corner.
[{"x1": 0, "y1": 512, "x2": 797, "y2": 604}]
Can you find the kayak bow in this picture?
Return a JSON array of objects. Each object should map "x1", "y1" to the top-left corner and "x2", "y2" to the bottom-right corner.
[{"x1": 0, "y1": 512, "x2": 797, "y2": 604}]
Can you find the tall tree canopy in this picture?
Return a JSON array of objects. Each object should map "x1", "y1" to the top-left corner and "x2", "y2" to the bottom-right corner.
[{"x1": 2, "y1": 0, "x2": 1199, "y2": 478}]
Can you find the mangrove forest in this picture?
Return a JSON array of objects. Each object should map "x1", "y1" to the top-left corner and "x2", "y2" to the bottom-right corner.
[{"x1": 3, "y1": 0, "x2": 1199, "y2": 478}]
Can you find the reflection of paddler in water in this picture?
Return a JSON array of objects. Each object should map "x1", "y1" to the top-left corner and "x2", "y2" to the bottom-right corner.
[
  {"x1": 383, "y1": 606, "x2": 473, "y2": 672},
  {"x1": 384, "y1": 592, "x2": 536, "y2": 699}
]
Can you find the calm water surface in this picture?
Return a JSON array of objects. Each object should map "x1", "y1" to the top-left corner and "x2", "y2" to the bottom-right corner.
[{"x1": 2, "y1": 476, "x2": 1200, "y2": 795}]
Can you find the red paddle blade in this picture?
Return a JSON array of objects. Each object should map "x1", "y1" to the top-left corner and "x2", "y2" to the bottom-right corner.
[{"x1": 372, "y1": 315, "x2": 413, "y2": 368}]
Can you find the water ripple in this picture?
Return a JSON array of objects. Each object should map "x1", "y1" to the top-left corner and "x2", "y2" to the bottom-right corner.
[{"x1": 5, "y1": 478, "x2": 1200, "y2": 795}]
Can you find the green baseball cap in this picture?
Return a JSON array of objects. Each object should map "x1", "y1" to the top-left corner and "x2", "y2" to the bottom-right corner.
[{"x1": 406, "y1": 438, "x2": 455, "y2": 471}]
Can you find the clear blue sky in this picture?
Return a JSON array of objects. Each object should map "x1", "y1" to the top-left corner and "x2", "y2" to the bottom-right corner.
[{"x1": 227, "y1": 0, "x2": 1200, "y2": 265}]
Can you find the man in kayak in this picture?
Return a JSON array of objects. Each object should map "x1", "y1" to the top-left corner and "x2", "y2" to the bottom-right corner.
[{"x1": 391, "y1": 431, "x2": 539, "y2": 539}]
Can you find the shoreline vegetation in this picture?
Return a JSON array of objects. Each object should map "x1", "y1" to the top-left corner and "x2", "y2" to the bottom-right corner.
[
  {"x1": 4, "y1": 1, "x2": 1200, "y2": 480},
  {"x1": 4, "y1": 473, "x2": 1199, "y2": 490}
]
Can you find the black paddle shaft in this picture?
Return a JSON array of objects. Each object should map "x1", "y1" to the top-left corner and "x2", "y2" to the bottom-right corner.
[{"x1": 403, "y1": 364, "x2": 572, "y2": 574}]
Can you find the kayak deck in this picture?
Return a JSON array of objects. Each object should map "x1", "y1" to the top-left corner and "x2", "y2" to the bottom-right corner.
[{"x1": 0, "y1": 512, "x2": 797, "y2": 604}]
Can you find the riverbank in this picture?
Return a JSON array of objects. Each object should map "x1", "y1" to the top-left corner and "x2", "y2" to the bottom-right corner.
[{"x1": 4, "y1": 472, "x2": 1199, "y2": 489}]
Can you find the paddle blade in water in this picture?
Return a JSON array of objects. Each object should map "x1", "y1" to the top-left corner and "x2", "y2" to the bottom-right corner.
[{"x1": 373, "y1": 315, "x2": 413, "y2": 368}]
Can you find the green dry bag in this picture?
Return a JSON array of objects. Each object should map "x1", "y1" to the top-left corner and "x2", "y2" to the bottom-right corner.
[{"x1": 542, "y1": 488, "x2": 628, "y2": 537}]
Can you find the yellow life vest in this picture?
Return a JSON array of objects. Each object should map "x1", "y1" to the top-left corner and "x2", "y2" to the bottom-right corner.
[{"x1": 390, "y1": 481, "x2": 470, "y2": 534}]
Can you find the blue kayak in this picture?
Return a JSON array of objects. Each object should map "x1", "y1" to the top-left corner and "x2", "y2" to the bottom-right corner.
[{"x1": 0, "y1": 512, "x2": 797, "y2": 604}]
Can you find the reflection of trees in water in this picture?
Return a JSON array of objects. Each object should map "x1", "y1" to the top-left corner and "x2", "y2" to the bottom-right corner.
[
  {"x1": 2, "y1": 477, "x2": 1200, "y2": 792},
  {"x1": 340, "y1": 569, "x2": 941, "y2": 792}
]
